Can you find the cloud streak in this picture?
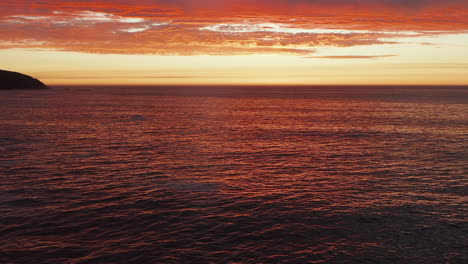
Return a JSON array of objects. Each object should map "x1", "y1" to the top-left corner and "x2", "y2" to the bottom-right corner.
[{"x1": 307, "y1": 55, "x2": 398, "y2": 59}]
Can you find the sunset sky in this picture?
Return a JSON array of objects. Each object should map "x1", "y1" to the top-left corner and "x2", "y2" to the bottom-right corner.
[{"x1": 1, "y1": 0, "x2": 467, "y2": 85}]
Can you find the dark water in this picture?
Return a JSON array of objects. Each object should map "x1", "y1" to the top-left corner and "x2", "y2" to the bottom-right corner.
[{"x1": 1, "y1": 86, "x2": 467, "y2": 264}]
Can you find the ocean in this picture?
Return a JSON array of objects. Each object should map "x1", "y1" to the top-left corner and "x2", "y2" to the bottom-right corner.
[{"x1": 1, "y1": 85, "x2": 467, "y2": 263}]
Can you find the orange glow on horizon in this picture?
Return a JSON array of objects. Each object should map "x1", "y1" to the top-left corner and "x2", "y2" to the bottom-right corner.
[{"x1": 1, "y1": 0, "x2": 467, "y2": 85}]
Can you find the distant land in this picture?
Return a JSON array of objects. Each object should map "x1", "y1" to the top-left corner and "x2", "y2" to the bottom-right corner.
[{"x1": 0, "y1": 70, "x2": 48, "y2": 90}]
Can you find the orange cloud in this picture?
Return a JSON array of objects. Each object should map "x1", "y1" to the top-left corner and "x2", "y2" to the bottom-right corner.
[{"x1": 1, "y1": 0, "x2": 467, "y2": 55}]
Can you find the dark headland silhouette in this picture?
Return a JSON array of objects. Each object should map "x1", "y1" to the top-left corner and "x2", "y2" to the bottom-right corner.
[{"x1": 0, "y1": 70, "x2": 48, "y2": 90}]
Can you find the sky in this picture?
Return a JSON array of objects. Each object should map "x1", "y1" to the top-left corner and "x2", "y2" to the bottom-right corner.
[{"x1": 1, "y1": 0, "x2": 468, "y2": 85}]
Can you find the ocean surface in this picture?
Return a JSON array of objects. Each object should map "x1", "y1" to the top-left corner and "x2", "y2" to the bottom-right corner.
[{"x1": 1, "y1": 85, "x2": 467, "y2": 264}]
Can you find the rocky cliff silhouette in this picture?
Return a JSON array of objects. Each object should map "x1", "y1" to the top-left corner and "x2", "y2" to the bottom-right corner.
[{"x1": 0, "y1": 70, "x2": 49, "y2": 90}]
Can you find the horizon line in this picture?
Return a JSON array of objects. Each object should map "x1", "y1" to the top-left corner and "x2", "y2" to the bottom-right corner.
[{"x1": 47, "y1": 84, "x2": 468, "y2": 87}]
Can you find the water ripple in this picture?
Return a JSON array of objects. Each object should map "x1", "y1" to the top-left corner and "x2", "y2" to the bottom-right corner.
[{"x1": 1, "y1": 86, "x2": 467, "y2": 263}]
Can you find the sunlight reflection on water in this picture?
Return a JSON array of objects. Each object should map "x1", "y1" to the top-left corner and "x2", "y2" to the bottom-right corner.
[{"x1": 1, "y1": 86, "x2": 467, "y2": 263}]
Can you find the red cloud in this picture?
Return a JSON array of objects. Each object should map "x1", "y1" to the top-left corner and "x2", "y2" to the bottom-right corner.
[{"x1": 1, "y1": 0, "x2": 467, "y2": 55}]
